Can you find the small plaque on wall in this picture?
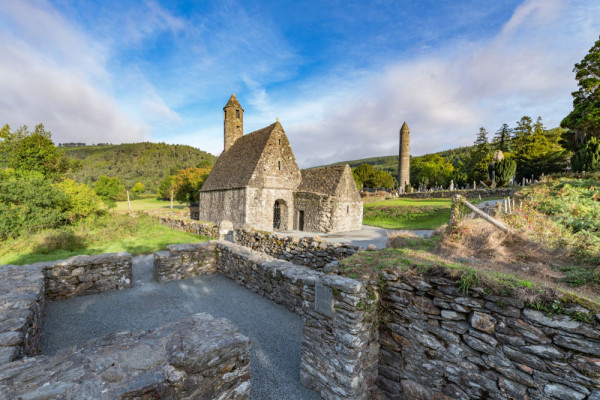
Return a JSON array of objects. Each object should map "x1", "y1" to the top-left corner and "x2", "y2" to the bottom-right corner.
[{"x1": 315, "y1": 283, "x2": 333, "y2": 317}]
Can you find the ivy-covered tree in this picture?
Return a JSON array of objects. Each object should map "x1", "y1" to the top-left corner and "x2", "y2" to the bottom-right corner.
[
  {"x1": 561, "y1": 35, "x2": 600, "y2": 146},
  {"x1": 572, "y1": 137, "x2": 600, "y2": 172},
  {"x1": 494, "y1": 159, "x2": 517, "y2": 187}
]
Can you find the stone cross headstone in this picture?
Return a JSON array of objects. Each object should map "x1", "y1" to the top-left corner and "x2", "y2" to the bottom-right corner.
[
  {"x1": 473, "y1": 181, "x2": 476, "y2": 190},
  {"x1": 315, "y1": 283, "x2": 333, "y2": 317},
  {"x1": 449, "y1": 180, "x2": 454, "y2": 191}
]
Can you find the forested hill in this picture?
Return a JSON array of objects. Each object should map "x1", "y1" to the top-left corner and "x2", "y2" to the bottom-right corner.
[
  {"x1": 324, "y1": 145, "x2": 474, "y2": 175},
  {"x1": 64, "y1": 142, "x2": 216, "y2": 192}
]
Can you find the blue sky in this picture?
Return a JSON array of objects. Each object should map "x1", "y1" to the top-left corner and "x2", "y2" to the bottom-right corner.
[{"x1": 1, "y1": 0, "x2": 599, "y2": 167}]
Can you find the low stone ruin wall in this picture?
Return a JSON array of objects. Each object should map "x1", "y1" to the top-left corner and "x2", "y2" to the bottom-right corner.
[
  {"x1": 1, "y1": 253, "x2": 132, "y2": 365},
  {"x1": 234, "y1": 228, "x2": 359, "y2": 271},
  {"x1": 40, "y1": 253, "x2": 133, "y2": 300},
  {"x1": 158, "y1": 215, "x2": 218, "y2": 238},
  {"x1": 0, "y1": 313, "x2": 251, "y2": 399},
  {"x1": 215, "y1": 241, "x2": 378, "y2": 399},
  {"x1": 0, "y1": 265, "x2": 45, "y2": 364},
  {"x1": 377, "y1": 270, "x2": 600, "y2": 400},
  {"x1": 154, "y1": 242, "x2": 217, "y2": 282},
  {"x1": 397, "y1": 188, "x2": 517, "y2": 199}
]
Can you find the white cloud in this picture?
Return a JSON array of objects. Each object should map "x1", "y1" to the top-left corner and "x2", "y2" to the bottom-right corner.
[
  {"x1": 0, "y1": 0, "x2": 147, "y2": 144},
  {"x1": 270, "y1": 0, "x2": 600, "y2": 167}
]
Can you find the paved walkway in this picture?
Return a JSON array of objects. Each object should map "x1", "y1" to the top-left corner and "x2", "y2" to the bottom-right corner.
[
  {"x1": 41, "y1": 255, "x2": 320, "y2": 400},
  {"x1": 280, "y1": 225, "x2": 434, "y2": 249}
]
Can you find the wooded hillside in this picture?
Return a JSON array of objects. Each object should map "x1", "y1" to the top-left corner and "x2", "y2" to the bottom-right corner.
[{"x1": 64, "y1": 142, "x2": 216, "y2": 192}]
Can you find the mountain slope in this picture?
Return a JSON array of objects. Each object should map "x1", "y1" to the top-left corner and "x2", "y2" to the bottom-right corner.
[{"x1": 64, "y1": 142, "x2": 216, "y2": 192}]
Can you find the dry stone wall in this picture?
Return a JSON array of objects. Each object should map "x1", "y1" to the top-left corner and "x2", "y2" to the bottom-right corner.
[
  {"x1": 0, "y1": 313, "x2": 251, "y2": 399},
  {"x1": 377, "y1": 270, "x2": 600, "y2": 400},
  {"x1": 158, "y1": 215, "x2": 218, "y2": 238},
  {"x1": 300, "y1": 274, "x2": 379, "y2": 400},
  {"x1": 154, "y1": 242, "x2": 217, "y2": 282},
  {"x1": 234, "y1": 227, "x2": 359, "y2": 270},
  {"x1": 215, "y1": 241, "x2": 378, "y2": 399},
  {"x1": 0, "y1": 265, "x2": 45, "y2": 365},
  {"x1": 41, "y1": 253, "x2": 133, "y2": 300}
]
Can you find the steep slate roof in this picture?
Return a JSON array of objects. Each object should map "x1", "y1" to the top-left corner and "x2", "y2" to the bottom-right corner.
[
  {"x1": 201, "y1": 122, "x2": 278, "y2": 191},
  {"x1": 297, "y1": 165, "x2": 348, "y2": 195}
]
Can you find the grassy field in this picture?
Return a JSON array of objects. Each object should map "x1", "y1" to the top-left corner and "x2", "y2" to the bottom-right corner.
[
  {"x1": 0, "y1": 212, "x2": 207, "y2": 266},
  {"x1": 362, "y1": 198, "x2": 453, "y2": 229},
  {"x1": 115, "y1": 198, "x2": 188, "y2": 211},
  {"x1": 362, "y1": 196, "x2": 499, "y2": 230}
]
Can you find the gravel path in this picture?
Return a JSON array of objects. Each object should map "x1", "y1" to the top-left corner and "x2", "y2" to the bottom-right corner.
[{"x1": 40, "y1": 255, "x2": 320, "y2": 400}]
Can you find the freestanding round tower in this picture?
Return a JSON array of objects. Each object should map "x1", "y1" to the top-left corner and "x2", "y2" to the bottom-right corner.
[
  {"x1": 223, "y1": 94, "x2": 244, "y2": 152},
  {"x1": 398, "y1": 122, "x2": 410, "y2": 192}
]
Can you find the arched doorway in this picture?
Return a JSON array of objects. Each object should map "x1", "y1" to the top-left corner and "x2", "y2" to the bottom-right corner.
[{"x1": 273, "y1": 200, "x2": 288, "y2": 230}]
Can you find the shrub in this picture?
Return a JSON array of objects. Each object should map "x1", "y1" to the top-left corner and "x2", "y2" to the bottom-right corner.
[
  {"x1": 94, "y1": 176, "x2": 125, "y2": 208},
  {"x1": 56, "y1": 179, "x2": 102, "y2": 221},
  {"x1": 495, "y1": 158, "x2": 517, "y2": 186}
]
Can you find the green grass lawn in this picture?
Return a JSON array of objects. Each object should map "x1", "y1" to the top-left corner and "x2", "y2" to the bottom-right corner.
[
  {"x1": 0, "y1": 213, "x2": 207, "y2": 266},
  {"x1": 362, "y1": 197, "x2": 500, "y2": 230},
  {"x1": 363, "y1": 198, "x2": 453, "y2": 229},
  {"x1": 115, "y1": 198, "x2": 188, "y2": 211}
]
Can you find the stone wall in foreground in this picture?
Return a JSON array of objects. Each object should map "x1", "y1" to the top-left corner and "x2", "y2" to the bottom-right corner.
[
  {"x1": 0, "y1": 265, "x2": 45, "y2": 365},
  {"x1": 0, "y1": 313, "x2": 251, "y2": 399},
  {"x1": 234, "y1": 228, "x2": 359, "y2": 271},
  {"x1": 154, "y1": 242, "x2": 217, "y2": 282},
  {"x1": 378, "y1": 270, "x2": 600, "y2": 400},
  {"x1": 215, "y1": 241, "x2": 378, "y2": 400},
  {"x1": 40, "y1": 253, "x2": 133, "y2": 300}
]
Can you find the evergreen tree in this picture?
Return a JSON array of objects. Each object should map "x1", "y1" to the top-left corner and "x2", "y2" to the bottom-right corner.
[
  {"x1": 493, "y1": 123, "x2": 511, "y2": 152},
  {"x1": 512, "y1": 116, "x2": 534, "y2": 150},
  {"x1": 572, "y1": 137, "x2": 600, "y2": 172},
  {"x1": 561, "y1": 35, "x2": 600, "y2": 146},
  {"x1": 467, "y1": 128, "x2": 491, "y2": 181},
  {"x1": 495, "y1": 159, "x2": 517, "y2": 187}
]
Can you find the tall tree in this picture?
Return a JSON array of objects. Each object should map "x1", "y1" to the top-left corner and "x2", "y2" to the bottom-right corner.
[
  {"x1": 467, "y1": 128, "x2": 491, "y2": 181},
  {"x1": 561, "y1": 35, "x2": 600, "y2": 147},
  {"x1": 493, "y1": 123, "x2": 511, "y2": 152},
  {"x1": 512, "y1": 116, "x2": 534, "y2": 150}
]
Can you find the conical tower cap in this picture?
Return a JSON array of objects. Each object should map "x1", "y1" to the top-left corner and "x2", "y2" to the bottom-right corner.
[
  {"x1": 224, "y1": 94, "x2": 242, "y2": 109},
  {"x1": 401, "y1": 121, "x2": 410, "y2": 132}
]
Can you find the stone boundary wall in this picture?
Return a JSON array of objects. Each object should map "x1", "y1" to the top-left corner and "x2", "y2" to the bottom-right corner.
[
  {"x1": 378, "y1": 270, "x2": 600, "y2": 400},
  {"x1": 0, "y1": 313, "x2": 251, "y2": 399},
  {"x1": 154, "y1": 242, "x2": 217, "y2": 282},
  {"x1": 397, "y1": 188, "x2": 517, "y2": 199},
  {"x1": 158, "y1": 215, "x2": 218, "y2": 238},
  {"x1": 40, "y1": 253, "x2": 133, "y2": 300},
  {"x1": 215, "y1": 241, "x2": 378, "y2": 399},
  {"x1": 0, "y1": 265, "x2": 45, "y2": 365},
  {"x1": 216, "y1": 241, "x2": 320, "y2": 314},
  {"x1": 234, "y1": 228, "x2": 360, "y2": 271}
]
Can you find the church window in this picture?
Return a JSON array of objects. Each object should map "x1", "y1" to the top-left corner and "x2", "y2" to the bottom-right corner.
[
  {"x1": 279, "y1": 139, "x2": 281, "y2": 145},
  {"x1": 347, "y1": 206, "x2": 349, "y2": 214},
  {"x1": 278, "y1": 161, "x2": 281, "y2": 170},
  {"x1": 236, "y1": 109, "x2": 240, "y2": 118}
]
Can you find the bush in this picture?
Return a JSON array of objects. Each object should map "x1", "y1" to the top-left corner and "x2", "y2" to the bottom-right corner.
[
  {"x1": 172, "y1": 167, "x2": 211, "y2": 202},
  {"x1": 572, "y1": 137, "x2": 600, "y2": 172},
  {"x1": 56, "y1": 179, "x2": 102, "y2": 221},
  {"x1": 94, "y1": 176, "x2": 125, "y2": 208},
  {"x1": 0, "y1": 170, "x2": 67, "y2": 239}
]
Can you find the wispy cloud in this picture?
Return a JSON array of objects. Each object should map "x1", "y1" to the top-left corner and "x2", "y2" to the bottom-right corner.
[{"x1": 272, "y1": 0, "x2": 600, "y2": 167}]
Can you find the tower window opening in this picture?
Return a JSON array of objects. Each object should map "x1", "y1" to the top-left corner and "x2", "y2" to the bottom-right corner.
[
  {"x1": 278, "y1": 161, "x2": 281, "y2": 170},
  {"x1": 347, "y1": 206, "x2": 349, "y2": 214},
  {"x1": 279, "y1": 139, "x2": 281, "y2": 145},
  {"x1": 224, "y1": 110, "x2": 227, "y2": 118},
  {"x1": 236, "y1": 109, "x2": 240, "y2": 118}
]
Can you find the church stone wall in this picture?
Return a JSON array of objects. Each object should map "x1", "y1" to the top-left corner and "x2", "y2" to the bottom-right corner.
[
  {"x1": 197, "y1": 188, "x2": 246, "y2": 228},
  {"x1": 330, "y1": 199, "x2": 363, "y2": 232},
  {"x1": 294, "y1": 192, "x2": 333, "y2": 232},
  {"x1": 245, "y1": 187, "x2": 295, "y2": 231}
]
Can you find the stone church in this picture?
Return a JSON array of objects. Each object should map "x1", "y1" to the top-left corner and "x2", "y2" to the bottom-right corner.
[{"x1": 197, "y1": 94, "x2": 363, "y2": 233}]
